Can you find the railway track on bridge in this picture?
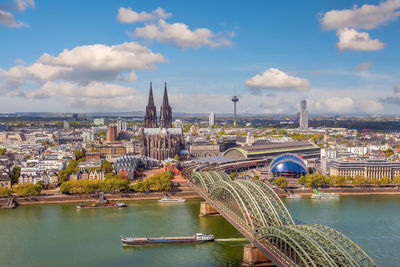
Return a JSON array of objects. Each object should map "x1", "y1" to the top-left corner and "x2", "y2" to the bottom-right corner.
[{"x1": 184, "y1": 165, "x2": 378, "y2": 267}]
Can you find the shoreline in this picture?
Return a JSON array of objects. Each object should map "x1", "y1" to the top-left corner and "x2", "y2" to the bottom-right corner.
[{"x1": 2, "y1": 184, "x2": 400, "y2": 206}]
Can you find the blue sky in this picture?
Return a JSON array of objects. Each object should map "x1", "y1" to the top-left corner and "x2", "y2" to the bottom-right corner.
[{"x1": 1, "y1": 0, "x2": 400, "y2": 114}]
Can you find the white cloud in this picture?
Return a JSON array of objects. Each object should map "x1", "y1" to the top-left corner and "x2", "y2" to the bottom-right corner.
[
  {"x1": 0, "y1": 9, "x2": 26, "y2": 27},
  {"x1": 321, "y1": 0, "x2": 400, "y2": 30},
  {"x1": 0, "y1": 42, "x2": 166, "y2": 85},
  {"x1": 357, "y1": 99, "x2": 384, "y2": 113},
  {"x1": 0, "y1": 0, "x2": 34, "y2": 27},
  {"x1": 10, "y1": 81, "x2": 146, "y2": 111},
  {"x1": 336, "y1": 28, "x2": 384, "y2": 52},
  {"x1": 245, "y1": 68, "x2": 310, "y2": 91},
  {"x1": 122, "y1": 71, "x2": 138, "y2": 82},
  {"x1": 355, "y1": 62, "x2": 373, "y2": 71},
  {"x1": 117, "y1": 7, "x2": 171, "y2": 23},
  {"x1": 135, "y1": 19, "x2": 232, "y2": 48},
  {"x1": 20, "y1": 81, "x2": 135, "y2": 99},
  {"x1": 312, "y1": 97, "x2": 383, "y2": 114},
  {"x1": 14, "y1": 0, "x2": 35, "y2": 12}
]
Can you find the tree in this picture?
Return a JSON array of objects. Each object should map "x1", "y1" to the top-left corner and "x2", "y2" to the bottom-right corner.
[
  {"x1": 0, "y1": 148, "x2": 6, "y2": 155},
  {"x1": 98, "y1": 130, "x2": 106, "y2": 138},
  {"x1": 393, "y1": 177, "x2": 400, "y2": 185},
  {"x1": 173, "y1": 154, "x2": 180, "y2": 161},
  {"x1": 352, "y1": 176, "x2": 369, "y2": 185},
  {"x1": 105, "y1": 172, "x2": 119, "y2": 180},
  {"x1": 75, "y1": 150, "x2": 85, "y2": 161},
  {"x1": 252, "y1": 175, "x2": 260, "y2": 181},
  {"x1": 0, "y1": 187, "x2": 12, "y2": 197},
  {"x1": 10, "y1": 166, "x2": 21, "y2": 184},
  {"x1": 12, "y1": 184, "x2": 42, "y2": 196},
  {"x1": 229, "y1": 172, "x2": 239, "y2": 180},
  {"x1": 66, "y1": 159, "x2": 78, "y2": 174},
  {"x1": 101, "y1": 160, "x2": 113, "y2": 173},
  {"x1": 300, "y1": 173, "x2": 330, "y2": 188},
  {"x1": 298, "y1": 176, "x2": 306, "y2": 185},
  {"x1": 133, "y1": 172, "x2": 172, "y2": 192},
  {"x1": 330, "y1": 175, "x2": 347, "y2": 186},
  {"x1": 383, "y1": 148, "x2": 394, "y2": 157},
  {"x1": 379, "y1": 176, "x2": 390, "y2": 185},
  {"x1": 274, "y1": 177, "x2": 288, "y2": 188},
  {"x1": 36, "y1": 180, "x2": 45, "y2": 189},
  {"x1": 57, "y1": 170, "x2": 69, "y2": 183}
]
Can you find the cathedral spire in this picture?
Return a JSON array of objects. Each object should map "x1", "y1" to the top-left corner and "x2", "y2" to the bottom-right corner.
[
  {"x1": 159, "y1": 81, "x2": 172, "y2": 128},
  {"x1": 147, "y1": 82, "x2": 155, "y2": 107},
  {"x1": 162, "y1": 82, "x2": 170, "y2": 107},
  {"x1": 144, "y1": 82, "x2": 157, "y2": 128}
]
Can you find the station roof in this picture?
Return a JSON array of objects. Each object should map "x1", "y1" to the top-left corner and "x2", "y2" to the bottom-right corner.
[{"x1": 222, "y1": 141, "x2": 319, "y2": 159}]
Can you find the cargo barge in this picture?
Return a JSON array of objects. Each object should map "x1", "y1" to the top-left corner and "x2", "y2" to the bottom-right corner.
[{"x1": 121, "y1": 233, "x2": 215, "y2": 246}]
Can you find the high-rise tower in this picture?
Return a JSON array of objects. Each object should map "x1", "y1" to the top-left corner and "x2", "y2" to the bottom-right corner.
[
  {"x1": 232, "y1": 95, "x2": 239, "y2": 126},
  {"x1": 299, "y1": 99, "x2": 308, "y2": 130},
  {"x1": 159, "y1": 82, "x2": 172, "y2": 128},
  {"x1": 144, "y1": 82, "x2": 157, "y2": 128},
  {"x1": 209, "y1": 112, "x2": 215, "y2": 126}
]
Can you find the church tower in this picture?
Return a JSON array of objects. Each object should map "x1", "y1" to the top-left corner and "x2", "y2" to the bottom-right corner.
[
  {"x1": 144, "y1": 82, "x2": 157, "y2": 128},
  {"x1": 159, "y1": 82, "x2": 172, "y2": 128}
]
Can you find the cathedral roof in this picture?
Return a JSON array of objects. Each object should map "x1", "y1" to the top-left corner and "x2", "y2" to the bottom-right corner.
[{"x1": 143, "y1": 128, "x2": 182, "y2": 135}]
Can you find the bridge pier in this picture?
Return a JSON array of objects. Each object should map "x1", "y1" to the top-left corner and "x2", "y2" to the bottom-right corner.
[
  {"x1": 242, "y1": 244, "x2": 276, "y2": 267},
  {"x1": 199, "y1": 202, "x2": 219, "y2": 216}
]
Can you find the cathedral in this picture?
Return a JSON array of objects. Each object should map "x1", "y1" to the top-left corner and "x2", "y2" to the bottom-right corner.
[{"x1": 140, "y1": 82, "x2": 185, "y2": 161}]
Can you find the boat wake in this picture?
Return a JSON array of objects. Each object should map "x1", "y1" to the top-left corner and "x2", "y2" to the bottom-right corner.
[{"x1": 214, "y1": 238, "x2": 247, "y2": 242}]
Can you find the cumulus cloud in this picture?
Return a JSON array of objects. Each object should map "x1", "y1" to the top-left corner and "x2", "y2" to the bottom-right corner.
[
  {"x1": 0, "y1": 0, "x2": 34, "y2": 27},
  {"x1": 0, "y1": 42, "x2": 166, "y2": 85},
  {"x1": 117, "y1": 7, "x2": 171, "y2": 23},
  {"x1": 321, "y1": 0, "x2": 400, "y2": 30},
  {"x1": 336, "y1": 28, "x2": 384, "y2": 51},
  {"x1": 245, "y1": 68, "x2": 310, "y2": 92},
  {"x1": 8, "y1": 81, "x2": 147, "y2": 111},
  {"x1": 312, "y1": 97, "x2": 383, "y2": 114},
  {"x1": 0, "y1": 9, "x2": 25, "y2": 27},
  {"x1": 135, "y1": 19, "x2": 232, "y2": 48},
  {"x1": 18, "y1": 81, "x2": 135, "y2": 99},
  {"x1": 355, "y1": 62, "x2": 373, "y2": 71},
  {"x1": 14, "y1": 0, "x2": 35, "y2": 12}
]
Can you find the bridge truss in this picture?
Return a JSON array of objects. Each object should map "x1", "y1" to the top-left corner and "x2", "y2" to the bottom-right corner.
[{"x1": 190, "y1": 171, "x2": 377, "y2": 267}]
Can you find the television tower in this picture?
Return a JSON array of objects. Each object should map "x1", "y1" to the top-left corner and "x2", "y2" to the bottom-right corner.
[{"x1": 232, "y1": 95, "x2": 239, "y2": 126}]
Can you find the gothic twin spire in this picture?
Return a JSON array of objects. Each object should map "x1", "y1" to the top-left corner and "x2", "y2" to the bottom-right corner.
[{"x1": 144, "y1": 82, "x2": 172, "y2": 128}]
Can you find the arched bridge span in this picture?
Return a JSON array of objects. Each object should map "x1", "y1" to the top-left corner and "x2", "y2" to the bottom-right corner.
[{"x1": 189, "y1": 171, "x2": 377, "y2": 267}]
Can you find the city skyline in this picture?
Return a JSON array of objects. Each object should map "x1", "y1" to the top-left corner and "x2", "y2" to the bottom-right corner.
[{"x1": 1, "y1": 0, "x2": 400, "y2": 115}]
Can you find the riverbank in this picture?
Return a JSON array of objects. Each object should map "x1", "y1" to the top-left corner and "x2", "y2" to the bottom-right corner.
[
  {"x1": 275, "y1": 185, "x2": 400, "y2": 196},
  {"x1": 2, "y1": 182, "x2": 400, "y2": 205},
  {"x1": 0, "y1": 191, "x2": 201, "y2": 205}
]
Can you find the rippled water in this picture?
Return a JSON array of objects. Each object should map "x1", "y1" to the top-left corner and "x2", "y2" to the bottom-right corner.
[{"x1": 0, "y1": 196, "x2": 398, "y2": 267}]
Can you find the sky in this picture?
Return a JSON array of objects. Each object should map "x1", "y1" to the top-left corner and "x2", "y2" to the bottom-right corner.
[{"x1": 0, "y1": 0, "x2": 400, "y2": 115}]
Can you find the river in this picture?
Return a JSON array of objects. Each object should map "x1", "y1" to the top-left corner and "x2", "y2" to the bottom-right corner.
[{"x1": 0, "y1": 195, "x2": 399, "y2": 267}]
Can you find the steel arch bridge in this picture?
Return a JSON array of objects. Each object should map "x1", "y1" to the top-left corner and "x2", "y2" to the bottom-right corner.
[{"x1": 189, "y1": 171, "x2": 377, "y2": 267}]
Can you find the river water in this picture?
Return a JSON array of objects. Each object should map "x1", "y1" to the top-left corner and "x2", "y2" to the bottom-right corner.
[{"x1": 0, "y1": 195, "x2": 399, "y2": 267}]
